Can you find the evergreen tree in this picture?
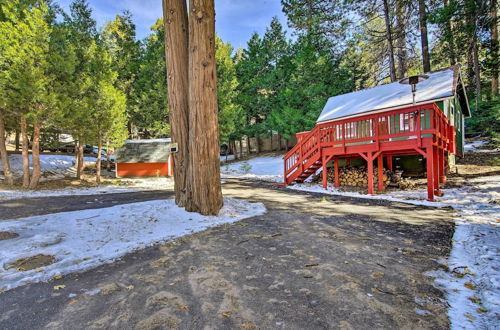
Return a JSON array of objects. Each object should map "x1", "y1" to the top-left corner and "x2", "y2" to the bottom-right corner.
[
  {"x1": 103, "y1": 11, "x2": 141, "y2": 137},
  {"x1": 135, "y1": 19, "x2": 169, "y2": 138}
]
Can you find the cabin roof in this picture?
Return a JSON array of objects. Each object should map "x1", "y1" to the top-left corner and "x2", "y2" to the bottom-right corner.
[
  {"x1": 317, "y1": 66, "x2": 470, "y2": 123},
  {"x1": 116, "y1": 139, "x2": 172, "y2": 163}
]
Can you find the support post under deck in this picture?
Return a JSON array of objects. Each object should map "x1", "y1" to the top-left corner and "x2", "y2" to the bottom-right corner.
[
  {"x1": 434, "y1": 146, "x2": 442, "y2": 196},
  {"x1": 377, "y1": 154, "x2": 384, "y2": 192},
  {"x1": 334, "y1": 158, "x2": 339, "y2": 188},
  {"x1": 367, "y1": 153, "x2": 374, "y2": 195},
  {"x1": 426, "y1": 146, "x2": 435, "y2": 201},
  {"x1": 322, "y1": 154, "x2": 328, "y2": 190},
  {"x1": 387, "y1": 156, "x2": 393, "y2": 171}
]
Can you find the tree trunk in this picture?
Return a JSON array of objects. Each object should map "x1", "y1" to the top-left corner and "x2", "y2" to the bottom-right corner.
[
  {"x1": 270, "y1": 132, "x2": 273, "y2": 152},
  {"x1": 466, "y1": 2, "x2": 481, "y2": 99},
  {"x1": 418, "y1": 0, "x2": 431, "y2": 72},
  {"x1": 246, "y1": 136, "x2": 251, "y2": 155},
  {"x1": 20, "y1": 117, "x2": 30, "y2": 188},
  {"x1": 233, "y1": 141, "x2": 239, "y2": 160},
  {"x1": 76, "y1": 139, "x2": 84, "y2": 180},
  {"x1": 239, "y1": 138, "x2": 244, "y2": 158},
  {"x1": 0, "y1": 115, "x2": 14, "y2": 185},
  {"x1": 28, "y1": 121, "x2": 41, "y2": 189},
  {"x1": 491, "y1": 0, "x2": 498, "y2": 95},
  {"x1": 163, "y1": 0, "x2": 191, "y2": 207},
  {"x1": 187, "y1": 0, "x2": 223, "y2": 215},
  {"x1": 96, "y1": 135, "x2": 102, "y2": 184},
  {"x1": 395, "y1": 0, "x2": 407, "y2": 79},
  {"x1": 255, "y1": 136, "x2": 261, "y2": 153},
  {"x1": 15, "y1": 129, "x2": 20, "y2": 151},
  {"x1": 106, "y1": 140, "x2": 111, "y2": 170},
  {"x1": 444, "y1": 0, "x2": 457, "y2": 65},
  {"x1": 382, "y1": 0, "x2": 397, "y2": 82}
]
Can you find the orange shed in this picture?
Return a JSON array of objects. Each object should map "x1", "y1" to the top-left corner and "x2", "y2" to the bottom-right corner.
[{"x1": 115, "y1": 139, "x2": 174, "y2": 177}]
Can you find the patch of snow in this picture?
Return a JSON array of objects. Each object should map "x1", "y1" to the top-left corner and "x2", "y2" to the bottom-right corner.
[
  {"x1": 221, "y1": 156, "x2": 284, "y2": 182},
  {"x1": 414, "y1": 308, "x2": 431, "y2": 316},
  {"x1": 220, "y1": 154, "x2": 235, "y2": 163},
  {"x1": 0, "y1": 154, "x2": 97, "y2": 180},
  {"x1": 464, "y1": 139, "x2": 499, "y2": 153},
  {"x1": 0, "y1": 197, "x2": 266, "y2": 291},
  {"x1": 288, "y1": 183, "x2": 448, "y2": 207},
  {"x1": 0, "y1": 177, "x2": 175, "y2": 201}
]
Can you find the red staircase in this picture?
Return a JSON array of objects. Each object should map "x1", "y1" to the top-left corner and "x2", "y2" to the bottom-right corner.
[{"x1": 283, "y1": 125, "x2": 322, "y2": 184}]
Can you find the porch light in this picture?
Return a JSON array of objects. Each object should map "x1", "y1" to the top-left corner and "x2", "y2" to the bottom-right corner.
[{"x1": 399, "y1": 74, "x2": 429, "y2": 105}]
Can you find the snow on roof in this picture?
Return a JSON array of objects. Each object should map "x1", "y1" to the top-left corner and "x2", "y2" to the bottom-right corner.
[
  {"x1": 124, "y1": 138, "x2": 172, "y2": 144},
  {"x1": 317, "y1": 67, "x2": 460, "y2": 123}
]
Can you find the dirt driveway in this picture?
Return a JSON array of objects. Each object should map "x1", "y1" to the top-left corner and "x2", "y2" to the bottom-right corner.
[{"x1": 0, "y1": 180, "x2": 454, "y2": 329}]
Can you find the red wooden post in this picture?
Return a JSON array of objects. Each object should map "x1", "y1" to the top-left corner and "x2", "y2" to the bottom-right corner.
[
  {"x1": 346, "y1": 158, "x2": 350, "y2": 166},
  {"x1": 367, "y1": 153, "x2": 374, "y2": 195},
  {"x1": 322, "y1": 154, "x2": 328, "y2": 190},
  {"x1": 426, "y1": 146, "x2": 435, "y2": 201},
  {"x1": 387, "y1": 156, "x2": 393, "y2": 171},
  {"x1": 433, "y1": 146, "x2": 442, "y2": 196},
  {"x1": 439, "y1": 148, "x2": 446, "y2": 184},
  {"x1": 334, "y1": 157, "x2": 339, "y2": 187},
  {"x1": 377, "y1": 154, "x2": 384, "y2": 192}
]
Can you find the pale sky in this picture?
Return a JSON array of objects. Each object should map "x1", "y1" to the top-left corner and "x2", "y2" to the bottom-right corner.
[{"x1": 56, "y1": 0, "x2": 289, "y2": 48}]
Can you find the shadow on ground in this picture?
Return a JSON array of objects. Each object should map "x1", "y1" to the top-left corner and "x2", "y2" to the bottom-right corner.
[{"x1": 0, "y1": 179, "x2": 454, "y2": 329}]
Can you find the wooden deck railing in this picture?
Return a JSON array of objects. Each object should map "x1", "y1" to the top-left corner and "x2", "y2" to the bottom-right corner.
[{"x1": 284, "y1": 103, "x2": 452, "y2": 183}]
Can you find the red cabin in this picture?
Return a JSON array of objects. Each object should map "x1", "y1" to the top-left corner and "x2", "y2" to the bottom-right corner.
[
  {"x1": 283, "y1": 66, "x2": 471, "y2": 201},
  {"x1": 115, "y1": 139, "x2": 174, "y2": 177}
]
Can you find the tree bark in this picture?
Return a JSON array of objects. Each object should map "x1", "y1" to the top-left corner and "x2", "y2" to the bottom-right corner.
[
  {"x1": 20, "y1": 117, "x2": 30, "y2": 188},
  {"x1": 444, "y1": 0, "x2": 457, "y2": 65},
  {"x1": 233, "y1": 141, "x2": 239, "y2": 160},
  {"x1": 76, "y1": 138, "x2": 84, "y2": 180},
  {"x1": 96, "y1": 135, "x2": 102, "y2": 184},
  {"x1": 187, "y1": 0, "x2": 223, "y2": 215},
  {"x1": 382, "y1": 0, "x2": 397, "y2": 82},
  {"x1": 15, "y1": 129, "x2": 20, "y2": 151},
  {"x1": 163, "y1": 0, "x2": 191, "y2": 207},
  {"x1": 395, "y1": 0, "x2": 407, "y2": 79},
  {"x1": 491, "y1": 0, "x2": 498, "y2": 95},
  {"x1": 28, "y1": 121, "x2": 41, "y2": 189},
  {"x1": 418, "y1": 0, "x2": 431, "y2": 72},
  {"x1": 246, "y1": 135, "x2": 251, "y2": 155},
  {"x1": 255, "y1": 136, "x2": 261, "y2": 153},
  {"x1": 106, "y1": 140, "x2": 111, "y2": 170},
  {"x1": 0, "y1": 115, "x2": 14, "y2": 185}
]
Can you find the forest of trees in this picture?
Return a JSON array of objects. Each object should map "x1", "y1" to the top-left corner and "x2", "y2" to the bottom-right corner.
[{"x1": 0, "y1": 0, "x2": 498, "y2": 190}]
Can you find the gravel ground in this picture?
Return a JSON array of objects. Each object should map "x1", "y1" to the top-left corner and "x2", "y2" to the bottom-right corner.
[{"x1": 0, "y1": 179, "x2": 455, "y2": 329}]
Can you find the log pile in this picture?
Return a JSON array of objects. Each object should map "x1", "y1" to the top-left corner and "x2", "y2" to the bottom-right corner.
[
  {"x1": 314, "y1": 166, "x2": 417, "y2": 190},
  {"x1": 329, "y1": 166, "x2": 391, "y2": 188}
]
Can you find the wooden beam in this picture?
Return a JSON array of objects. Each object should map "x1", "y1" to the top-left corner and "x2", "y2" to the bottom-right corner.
[
  {"x1": 377, "y1": 154, "x2": 384, "y2": 192},
  {"x1": 426, "y1": 146, "x2": 435, "y2": 201},
  {"x1": 334, "y1": 157, "x2": 340, "y2": 187}
]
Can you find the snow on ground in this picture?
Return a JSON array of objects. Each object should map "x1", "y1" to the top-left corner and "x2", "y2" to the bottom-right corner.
[
  {"x1": 0, "y1": 197, "x2": 266, "y2": 291},
  {"x1": 0, "y1": 177, "x2": 175, "y2": 201},
  {"x1": 291, "y1": 177, "x2": 499, "y2": 329},
  {"x1": 221, "y1": 155, "x2": 283, "y2": 182},
  {"x1": 220, "y1": 154, "x2": 235, "y2": 163},
  {"x1": 0, "y1": 154, "x2": 97, "y2": 180},
  {"x1": 464, "y1": 139, "x2": 499, "y2": 153}
]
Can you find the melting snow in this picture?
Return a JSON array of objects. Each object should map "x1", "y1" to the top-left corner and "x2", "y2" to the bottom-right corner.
[
  {"x1": 221, "y1": 156, "x2": 284, "y2": 182},
  {"x1": 0, "y1": 197, "x2": 266, "y2": 291}
]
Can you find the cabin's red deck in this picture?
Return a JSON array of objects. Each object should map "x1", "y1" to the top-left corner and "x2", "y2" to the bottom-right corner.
[{"x1": 283, "y1": 103, "x2": 455, "y2": 201}]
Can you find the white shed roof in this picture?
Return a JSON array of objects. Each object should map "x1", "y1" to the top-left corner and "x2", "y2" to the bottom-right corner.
[{"x1": 317, "y1": 67, "x2": 466, "y2": 123}]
